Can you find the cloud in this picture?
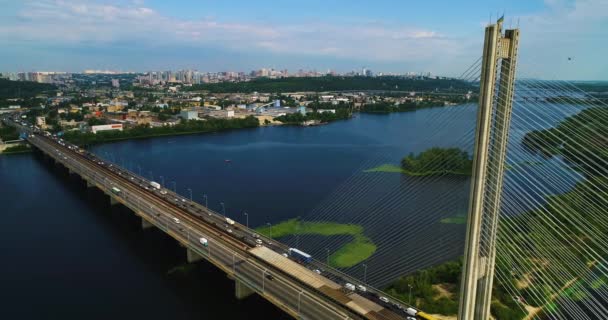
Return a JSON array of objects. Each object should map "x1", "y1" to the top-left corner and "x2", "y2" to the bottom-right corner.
[
  {"x1": 1, "y1": 0, "x2": 605, "y2": 79},
  {"x1": 1, "y1": 0, "x2": 455, "y2": 65}
]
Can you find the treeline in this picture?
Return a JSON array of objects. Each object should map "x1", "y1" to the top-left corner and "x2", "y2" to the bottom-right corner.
[
  {"x1": 401, "y1": 147, "x2": 473, "y2": 176},
  {"x1": 185, "y1": 76, "x2": 473, "y2": 93},
  {"x1": 0, "y1": 79, "x2": 56, "y2": 99},
  {"x1": 361, "y1": 101, "x2": 442, "y2": 113},
  {"x1": 63, "y1": 116, "x2": 259, "y2": 146},
  {"x1": 386, "y1": 259, "x2": 462, "y2": 315},
  {"x1": 522, "y1": 106, "x2": 607, "y2": 176},
  {"x1": 390, "y1": 107, "x2": 608, "y2": 320},
  {"x1": 0, "y1": 125, "x2": 19, "y2": 141},
  {"x1": 275, "y1": 108, "x2": 351, "y2": 124}
]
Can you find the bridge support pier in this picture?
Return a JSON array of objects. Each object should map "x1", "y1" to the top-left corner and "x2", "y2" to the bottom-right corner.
[
  {"x1": 141, "y1": 217, "x2": 154, "y2": 230},
  {"x1": 186, "y1": 249, "x2": 203, "y2": 263},
  {"x1": 86, "y1": 180, "x2": 95, "y2": 188},
  {"x1": 234, "y1": 278, "x2": 255, "y2": 299},
  {"x1": 109, "y1": 196, "x2": 119, "y2": 206}
]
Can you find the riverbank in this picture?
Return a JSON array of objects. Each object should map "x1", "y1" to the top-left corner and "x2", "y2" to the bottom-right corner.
[
  {"x1": 63, "y1": 116, "x2": 260, "y2": 146},
  {"x1": 255, "y1": 218, "x2": 376, "y2": 268},
  {"x1": 0, "y1": 144, "x2": 31, "y2": 155},
  {"x1": 364, "y1": 164, "x2": 471, "y2": 177}
]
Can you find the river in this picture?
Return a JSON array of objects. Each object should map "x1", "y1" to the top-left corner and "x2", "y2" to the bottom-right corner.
[{"x1": 0, "y1": 103, "x2": 585, "y2": 318}]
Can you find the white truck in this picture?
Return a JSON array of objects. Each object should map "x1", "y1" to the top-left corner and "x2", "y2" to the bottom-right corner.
[
  {"x1": 199, "y1": 238, "x2": 208, "y2": 247},
  {"x1": 150, "y1": 181, "x2": 161, "y2": 190},
  {"x1": 344, "y1": 283, "x2": 356, "y2": 291},
  {"x1": 226, "y1": 218, "x2": 235, "y2": 225}
]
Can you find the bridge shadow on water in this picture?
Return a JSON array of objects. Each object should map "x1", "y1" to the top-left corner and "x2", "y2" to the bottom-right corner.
[{"x1": 25, "y1": 150, "x2": 291, "y2": 320}]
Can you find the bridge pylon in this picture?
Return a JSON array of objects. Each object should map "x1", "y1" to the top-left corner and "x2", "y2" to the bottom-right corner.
[{"x1": 459, "y1": 17, "x2": 520, "y2": 320}]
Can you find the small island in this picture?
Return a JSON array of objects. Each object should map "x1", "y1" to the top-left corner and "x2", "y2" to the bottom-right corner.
[{"x1": 365, "y1": 147, "x2": 473, "y2": 176}]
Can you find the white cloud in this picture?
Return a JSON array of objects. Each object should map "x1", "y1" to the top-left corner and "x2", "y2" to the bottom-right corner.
[
  {"x1": 1, "y1": 0, "x2": 605, "y2": 79},
  {"x1": 2, "y1": 0, "x2": 456, "y2": 64}
]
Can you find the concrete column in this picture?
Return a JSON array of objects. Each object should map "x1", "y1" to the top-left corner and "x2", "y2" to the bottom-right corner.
[
  {"x1": 110, "y1": 196, "x2": 119, "y2": 206},
  {"x1": 86, "y1": 180, "x2": 95, "y2": 188},
  {"x1": 186, "y1": 249, "x2": 203, "y2": 263},
  {"x1": 235, "y1": 279, "x2": 255, "y2": 299},
  {"x1": 141, "y1": 218, "x2": 154, "y2": 230}
]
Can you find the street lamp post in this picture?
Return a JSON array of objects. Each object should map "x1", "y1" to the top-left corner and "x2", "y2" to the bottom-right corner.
[
  {"x1": 266, "y1": 223, "x2": 272, "y2": 238},
  {"x1": 220, "y1": 202, "x2": 226, "y2": 217},
  {"x1": 137, "y1": 165, "x2": 141, "y2": 176},
  {"x1": 363, "y1": 264, "x2": 368, "y2": 283},
  {"x1": 171, "y1": 181, "x2": 176, "y2": 193},
  {"x1": 160, "y1": 175, "x2": 164, "y2": 187},
  {"x1": 188, "y1": 188, "x2": 192, "y2": 201},
  {"x1": 203, "y1": 194, "x2": 208, "y2": 207},
  {"x1": 408, "y1": 284, "x2": 413, "y2": 305},
  {"x1": 244, "y1": 211, "x2": 249, "y2": 229},
  {"x1": 326, "y1": 248, "x2": 330, "y2": 266},
  {"x1": 149, "y1": 171, "x2": 153, "y2": 181}
]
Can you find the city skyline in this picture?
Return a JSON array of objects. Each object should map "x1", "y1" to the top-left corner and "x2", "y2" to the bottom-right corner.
[{"x1": 1, "y1": 0, "x2": 607, "y2": 80}]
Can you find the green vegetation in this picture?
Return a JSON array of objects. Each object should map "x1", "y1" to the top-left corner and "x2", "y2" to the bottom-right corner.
[
  {"x1": 62, "y1": 116, "x2": 259, "y2": 146},
  {"x1": 522, "y1": 106, "x2": 607, "y2": 176},
  {"x1": 363, "y1": 148, "x2": 473, "y2": 176},
  {"x1": 0, "y1": 79, "x2": 56, "y2": 99},
  {"x1": 275, "y1": 108, "x2": 351, "y2": 125},
  {"x1": 255, "y1": 218, "x2": 376, "y2": 268},
  {"x1": 361, "y1": 98, "x2": 469, "y2": 114},
  {"x1": 2, "y1": 144, "x2": 31, "y2": 154},
  {"x1": 0, "y1": 125, "x2": 19, "y2": 141},
  {"x1": 186, "y1": 76, "x2": 473, "y2": 93},
  {"x1": 385, "y1": 259, "x2": 463, "y2": 315},
  {"x1": 386, "y1": 258, "x2": 526, "y2": 319},
  {"x1": 387, "y1": 107, "x2": 607, "y2": 319},
  {"x1": 363, "y1": 164, "x2": 405, "y2": 173},
  {"x1": 440, "y1": 214, "x2": 467, "y2": 225},
  {"x1": 401, "y1": 148, "x2": 473, "y2": 176}
]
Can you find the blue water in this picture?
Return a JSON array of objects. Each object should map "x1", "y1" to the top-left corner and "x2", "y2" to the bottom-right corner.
[{"x1": 0, "y1": 103, "x2": 586, "y2": 317}]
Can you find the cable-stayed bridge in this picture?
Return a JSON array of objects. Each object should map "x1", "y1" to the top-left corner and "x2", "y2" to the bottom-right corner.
[{"x1": 5, "y1": 17, "x2": 608, "y2": 320}]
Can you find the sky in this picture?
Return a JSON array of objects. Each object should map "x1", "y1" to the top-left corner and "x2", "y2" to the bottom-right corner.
[{"x1": 0, "y1": 0, "x2": 607, "y2": 80}]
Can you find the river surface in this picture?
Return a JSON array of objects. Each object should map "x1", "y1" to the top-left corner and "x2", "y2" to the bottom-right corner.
[{"x1": 0, "y1": 103, "x2": 585, "y2": 318}]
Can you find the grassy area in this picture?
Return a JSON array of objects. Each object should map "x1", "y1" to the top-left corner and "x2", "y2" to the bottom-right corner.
[
  {"x1": 440, "y1": 214, "x2": 467, "y2": 225},
  {"x1": 364, "y1": 163, "x2": 470, "y2": 176},
  {"x1": 255, "y1": 218, "x2": 376, "y2": 268},
  {"x1": 1, "y1": 144, "x2": 31, "y2": 154}
]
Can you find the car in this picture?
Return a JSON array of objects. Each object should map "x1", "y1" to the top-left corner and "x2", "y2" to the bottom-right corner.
[
  {"x1": 160, "y1": 190, "x2": 167, "y2": 195},
  {"x1": 356, "y1": 285, "x2": 367, "y2": 292},
  {"x1": 181, "y1": 198, "x2": 186, "y2": 202},
  {"x1": 255, "y1": 239, "x2": 263, "y2": 245},
  {"x1": 379, "y1": 296, "x2": 390, "y2": 303},
  {"x1": 172, "y1": 217, "x2": 180, "y2": 224},
  {"x1": 265, "y1": 273, "x2": 274, "y2": 280},
  {"x1": 227, "y1": 229, "x2": 233, "y2": 233},
  {"x1": 282, "y1": 253, "x2": 288, "y2": 258},
  {"x1": 314, "y1": 269, "x2": 322, "y2": 275}
]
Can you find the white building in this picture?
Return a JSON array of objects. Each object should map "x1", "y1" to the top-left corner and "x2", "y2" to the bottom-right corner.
[
  {"x1": 180, "y1": 110, "x2": 199, "y2": 120},
  {"x1": 317, "y1": 109, "x2": 336, "y2": 114},
  {"x1": 91, "y1": 124, "x2": 123, "y2": 134},
  {"x1": 36, "y1": 116, "x2": 46, "y2": 127}
]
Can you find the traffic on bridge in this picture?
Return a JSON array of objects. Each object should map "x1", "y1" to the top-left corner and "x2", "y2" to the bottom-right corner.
[{"x1": 5, "y1": 117, "x2": 435, "y2": 320}]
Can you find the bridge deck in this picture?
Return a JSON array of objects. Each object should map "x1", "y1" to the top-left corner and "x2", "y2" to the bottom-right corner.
[{"x1": 249, "y1": 246, "x2": 341, "y2": 290}]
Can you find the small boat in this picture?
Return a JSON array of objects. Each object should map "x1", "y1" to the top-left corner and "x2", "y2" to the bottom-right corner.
[{"x1": 224, "y1": 159, "x2": 232, "y2": 163}]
